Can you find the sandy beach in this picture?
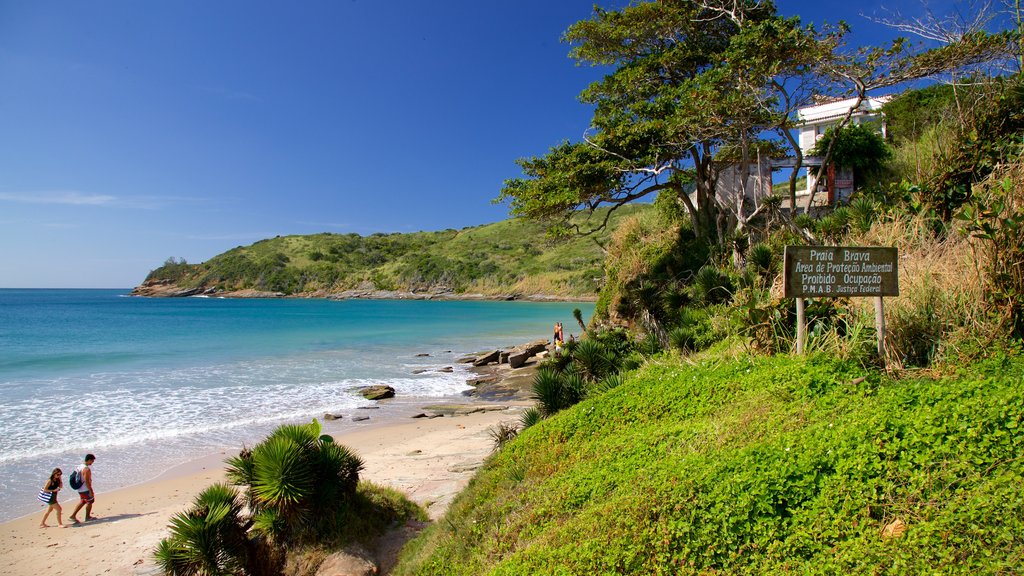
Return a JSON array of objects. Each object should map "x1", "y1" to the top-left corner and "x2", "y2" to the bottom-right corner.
[{"x1": 0, "y1": 402, "x2": 527, "y2": 576}]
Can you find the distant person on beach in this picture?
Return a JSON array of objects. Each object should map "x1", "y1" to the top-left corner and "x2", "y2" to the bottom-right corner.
[
  {"x1": 69, "y1": 454, "x2": 97, "y2": 523},
  {"x1": 553, "y1": 322, "x2": 564, "y2": 344},
  {"x1": 38, "y1": 468, "x2": 66, "y2": 528}
]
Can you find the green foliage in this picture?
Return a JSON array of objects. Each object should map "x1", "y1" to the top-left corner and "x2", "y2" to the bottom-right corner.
[
  {"x1": 569, "y1": 339, "x2": 614, "y2": 382},
  {"x1": 667, "y1": 307, "x2": 716, "y2": 354},
  {"x1": 692, "y1": 265, "x2": 734, "y2": 305},
  {"x1": 531, "y1": 367, "x2": 580, "y2": 417},
  {"x1": 933, "y1": 75, "x2": 1024, "y2": 219},
  {"x1": 396, "y1": 352, "x2": 1024, "y2": 575},
  {"x1": 519, "y1": 407, "x2": 543, "y2": 430},
  {"x1": 848, "y1": 196, "x2": 878, "y2": 233},
  {"x1": 957, "y1": 160, "x2": 1024, "y2": 337},
  {"x1": 225, "y1": 419, "x2": 364, "y2": 545},
  {"x1": 159, "y1": 420, "x2": 423, "y2": 576},
  {"x1": 882, "y1": 82, "x2": 958, "y2": 145},
  {"x1": 745, "y1": 243, "x2": 775, "y2": 277},
  {"x1": 809, "y1": 122, "x2": 893, "y2": 185},
  {"x1": 155, "y1": 483, "x2": 277, "y2": 576},
  {"x1": 141, "y1": 205, "x2": 649, "y2": 297}
]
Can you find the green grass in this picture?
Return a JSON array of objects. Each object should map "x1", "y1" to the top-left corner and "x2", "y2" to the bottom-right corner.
[
  {"x1": 395, "y1": 350, "x2": 1024, "y2": 574},
  {"x1": 142, "y1": 204, "x2": 652, "y2": 297}
]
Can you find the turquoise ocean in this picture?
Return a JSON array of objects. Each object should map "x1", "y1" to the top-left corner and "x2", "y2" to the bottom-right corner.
[{"x1": 0, "y1": 289, "x2": 591, "y2": 522}]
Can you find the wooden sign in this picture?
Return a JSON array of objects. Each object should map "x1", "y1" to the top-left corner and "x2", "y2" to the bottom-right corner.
[{"x1": 784, "y1": 246, "x2": 899, "y2": 299}]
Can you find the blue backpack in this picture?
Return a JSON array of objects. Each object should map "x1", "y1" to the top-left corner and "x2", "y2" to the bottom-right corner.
[{"x1": 69, "y1": 469, "x2": 83, "y2": 490}]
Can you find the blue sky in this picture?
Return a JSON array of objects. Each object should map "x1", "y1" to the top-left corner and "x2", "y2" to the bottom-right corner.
[{"x1": 0, "y1": 0, "x2": 965, "y2": 288}]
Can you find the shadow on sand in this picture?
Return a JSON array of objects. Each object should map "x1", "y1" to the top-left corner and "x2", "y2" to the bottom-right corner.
[{"x1": 70, "y1": 512, "x2": 156, "y2": 526}]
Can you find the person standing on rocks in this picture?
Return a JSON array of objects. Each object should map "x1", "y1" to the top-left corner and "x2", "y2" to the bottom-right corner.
[{"x1": 69, "y1": 453, "x2": 97, "y2": 523}]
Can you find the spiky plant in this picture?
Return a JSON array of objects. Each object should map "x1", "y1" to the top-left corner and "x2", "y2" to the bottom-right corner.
[
  {"x1": 572, "y1": 307, "x2": 587, "y2": 333},
  {"x1": 489, "y1": 422, "x2": 519, "y2": 452},
  {"x1": 793, "y1": 213, "x2": 815, "y2": 230},
  {"x1": 746, "y1": 243, "x2": 775, "y2": 277},
  {"x1": 669, "y1": 325, "x2": 698, "y2": 353},
  {"x1": 571, "y1": 339, "x2": 613, "y2": 383},
  {"x1": 693, "y1": 265, "x2": 733, "y2": 305},
  {"x1": 225, "y1": 419, "x2": 363, "y2": 545},
  {"x1": 532, "y1": 367, "x2": 568, "y2": 416},
  {"x1": 154, "y1": 484, "x2": 253, "y2": 576},
  {"x1": 849, "y1": 197, "x2": 877, "y2": 232},
  {"x1": 589, "y1": 373, "x2": 625, "y2": 397},
  {"x1": 817, "y1": 214, "x2": 846, "y2": 242},
  {"x1": 520, "y1": 407, "x2": 544, "y2": 429}
]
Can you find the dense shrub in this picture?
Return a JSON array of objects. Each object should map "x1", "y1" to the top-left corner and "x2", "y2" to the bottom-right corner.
[
  {"x1": 156, "y1": 419, "x2": 424, "y2": 576},
  {"x1": 397, "y1": 352, "x2": 1024, "y2": 575}
]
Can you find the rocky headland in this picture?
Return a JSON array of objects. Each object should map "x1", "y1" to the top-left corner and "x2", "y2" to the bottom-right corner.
[{"x1": 129, "y1": 278, "x2": 594, "y2": 302}]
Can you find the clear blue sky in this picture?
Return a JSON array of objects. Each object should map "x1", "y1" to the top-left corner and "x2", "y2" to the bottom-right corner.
[{"x1": 0, "y1": 0, "x2": 960, "y2": 288}]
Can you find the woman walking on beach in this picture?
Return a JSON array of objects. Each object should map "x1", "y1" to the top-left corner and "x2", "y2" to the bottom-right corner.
[{"x1": 38, "y1": 468, "x2": 66, "y2": 528}]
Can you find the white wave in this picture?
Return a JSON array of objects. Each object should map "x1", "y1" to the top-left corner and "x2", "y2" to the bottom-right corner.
[{"x1": 0, "y1": 356, "x2": 473, "y2": 465}]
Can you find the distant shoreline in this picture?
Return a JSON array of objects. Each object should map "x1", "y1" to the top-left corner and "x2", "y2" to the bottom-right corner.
[{"x1": 129, "y1": 281, "x2": 597, "y2": 302}]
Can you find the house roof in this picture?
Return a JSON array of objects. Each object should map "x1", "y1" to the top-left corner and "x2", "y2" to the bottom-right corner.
[{"x1": 797, "y1": 95, "x2": 893, "y2": 125}]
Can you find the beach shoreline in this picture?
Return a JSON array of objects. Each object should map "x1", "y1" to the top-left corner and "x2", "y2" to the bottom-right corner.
[{"x1": 0, "y1": 358, "x2": 540, "y2": 576}]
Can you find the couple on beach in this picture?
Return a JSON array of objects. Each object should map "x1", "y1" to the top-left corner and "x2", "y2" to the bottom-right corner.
[{"x1": 38, "y1": 453, "x2": 97, "y2": 528}]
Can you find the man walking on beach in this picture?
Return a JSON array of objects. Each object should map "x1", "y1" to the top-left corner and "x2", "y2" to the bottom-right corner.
[{"x1": 69, "y1": 453, "x2": 96, "y2": 523}]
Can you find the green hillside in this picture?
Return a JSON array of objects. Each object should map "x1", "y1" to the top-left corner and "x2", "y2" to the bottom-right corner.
[
  {"x1": 137, "y1": 204, "x2": 652, "y2": 298},
  {"x1": 396, "y1": 351, "x2": 1024, "y2": 574}
]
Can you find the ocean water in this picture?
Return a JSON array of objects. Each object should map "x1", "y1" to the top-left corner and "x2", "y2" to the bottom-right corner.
[{"x1": 0, "y1": 289, "x2": 591, "y2": 522}]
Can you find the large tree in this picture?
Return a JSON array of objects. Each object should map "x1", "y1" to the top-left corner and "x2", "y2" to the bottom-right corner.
[
  {"x1": 497, "y1": 0, "x2": 835, "y2": 246},
  {"x1": 497, "y1": 0, "x2": 1015, "y2": 249}
]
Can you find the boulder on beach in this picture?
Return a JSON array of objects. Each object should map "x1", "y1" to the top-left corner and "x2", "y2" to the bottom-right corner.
[
  {"x1": 472, "y1": 350, "x2": 500, "y2": 366},
  {"x1": 508, "y1": 349, "x2": 531, "y2": 369},
  {"x1": 323, "y1": 413, "x2": 343, "y2": 421},
  {"x1": 358, "y1": 385, "x2": 396, "y2": 400}
]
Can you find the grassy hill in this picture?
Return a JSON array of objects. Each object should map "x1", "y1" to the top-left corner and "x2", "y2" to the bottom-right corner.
[
  {"x1": 396, "y1": 349, "x2": 1024, "y2": 574},
  {"x1": 136, "y1": 204, "x2": 652, "y2": 298}
]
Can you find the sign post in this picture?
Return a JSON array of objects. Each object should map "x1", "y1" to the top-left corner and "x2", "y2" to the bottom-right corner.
[{"x1": 783, "y1": 246, "x2": 899, "y2": 360}]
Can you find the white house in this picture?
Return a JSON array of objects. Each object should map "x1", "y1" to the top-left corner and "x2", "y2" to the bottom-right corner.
[
  {"x1": 792, "y1": 95, "x2": 892, "y2": 203},
  {"x1": 797, "y1": 95, "x2": 892, "y2": 155},
  {"x1": 717, "y1": 95, "x2": 893, "y2": 210}
]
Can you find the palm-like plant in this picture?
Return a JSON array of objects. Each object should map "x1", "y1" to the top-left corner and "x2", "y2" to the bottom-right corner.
[
  {"x1": 746, "y1": 243, "x2": 775, "y2": 278},
  {"x1": 520, "y1": 407, "x2": 544, "y2": 429},
  {"x1": 532, "y1": 367, "x2": 568, "y2": 416},
  {"x1": 693, "y1": 265, "x2": 733, "y2": 305},
  {"x1": 225, "y1": 419, "x2": 364, "y2": 544},
  {"x1": 572, "y1": 307, "x2": 587, "y2": 333},
  {"x1": 154, "y1": 484, "x2": 251, "y2": 576},
  {"x1": 571, "y1": 339, "x2": 613, "y2": 382}
]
